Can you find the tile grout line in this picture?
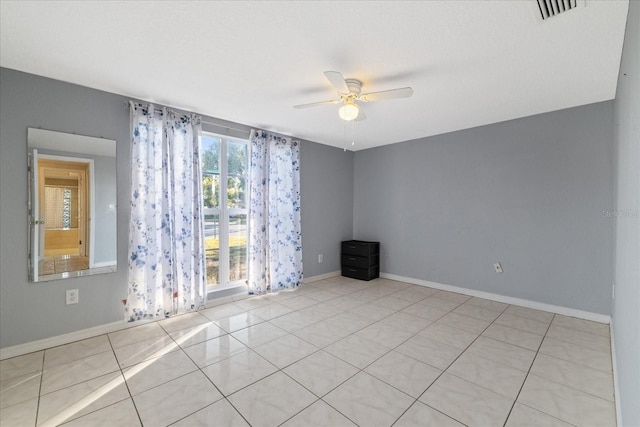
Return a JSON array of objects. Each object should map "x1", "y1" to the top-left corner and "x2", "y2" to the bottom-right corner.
[
  {"x1": 106, "y1": 331, "x2": 144, "y2": 427},
  {"x1": 170, "y1": 290, "x2": 347, "y2": 426},
  {"x1": 161, "y1": 316, "x2": 249, "y2": 427},
  {"x1": 227, "y1": 281, "x2": 381, "y2": 426},
  {"x1": 517, "y1": 320, "x2": 617, "y2": 403},
  {"x1": 275, "y1": 284, "x2": 419, "y2": 426},
  {"x1": 500, "y1": 313, "x2": 565, "y2": 427},
  {"x1": 161, "y1": 317, "x2": 253, "y2": 426},
  {"x1": 252, "y1": 282, "x2": 433, "y2": 426},
  {"x1": 283, "y1": 286, "x2": 479, "y2": 426},
  {"x1": 33, "y1": 350, "x2": 45, "y2": 427},
  {"x1": 42, "y1": 332, "x2": 146, "y2": 426},
  {"x1": 391, "y1": 301, "x2": 506, "y2": 427}
]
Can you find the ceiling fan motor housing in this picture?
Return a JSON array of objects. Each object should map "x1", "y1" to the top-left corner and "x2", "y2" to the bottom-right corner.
[{"x1": 345, "y1": 79, "x2": 362, "y2": 96}]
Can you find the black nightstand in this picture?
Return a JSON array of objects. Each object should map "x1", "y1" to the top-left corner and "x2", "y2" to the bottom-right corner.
[{"x1": 341, "y1": 240, "x2": 380, "y2": 281}]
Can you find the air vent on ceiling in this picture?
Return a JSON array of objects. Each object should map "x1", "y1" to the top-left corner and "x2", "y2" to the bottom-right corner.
[{"x1": 536, "y1": 0, "x2": 581, "y2": 20}]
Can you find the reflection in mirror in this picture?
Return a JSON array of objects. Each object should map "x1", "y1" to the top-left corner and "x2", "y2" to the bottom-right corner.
[{"x1": 27, "y1": 128, "x2": 117, "y2": 282}]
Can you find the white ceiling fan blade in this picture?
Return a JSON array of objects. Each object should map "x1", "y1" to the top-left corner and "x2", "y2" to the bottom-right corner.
[
  {"x1": 293, "y1": 99, "x2": 341, "y2": 109},
  {"x1": 355, "y1": 109, "x2": 367, "y2": 121},
  {"x1": 324, "y1": 71, "x2": 350, "y2": 94},
  {"x1": 359, "y1": 87, "x2": 413, "y2": 102}
]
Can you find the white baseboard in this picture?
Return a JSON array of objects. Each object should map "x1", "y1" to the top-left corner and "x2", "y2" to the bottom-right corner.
[
  {"x1": 304, "y1": 270, "x2": 341, "y2": 284},
  {"x1": 381, "y1": 273, "x2": 612, "y2": 324},
  {"x1": 610, "y1": 322, "x2": 623, "y2": 427},
  {"x1": 0, "y1": 319, "x2": 145, "y2": 360}
]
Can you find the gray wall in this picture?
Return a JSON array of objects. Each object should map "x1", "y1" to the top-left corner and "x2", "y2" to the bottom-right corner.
[
  {"x1": 0, "y1": 69, "x2": 131, "y2": 349},
  {"x1": 354, "y1": 102, "x2": 615, "y2": 315},
  {"x1": 300, "y1": 141, "x2": 354, "y2": 277},
  {"x1": 92, "y1": 154, "x2": 117, "y2": 264},
  {"x1": 0, "y1": 68, "x2": 351, "y2": 348},
  {"x1": 613, "y1": 2, "x2": 640, "y2": 426}
]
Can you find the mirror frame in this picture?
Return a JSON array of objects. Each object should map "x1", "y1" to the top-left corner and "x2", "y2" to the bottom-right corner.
[{"x1": 27, "y1": 128, "x2": 117, "y2": 282}]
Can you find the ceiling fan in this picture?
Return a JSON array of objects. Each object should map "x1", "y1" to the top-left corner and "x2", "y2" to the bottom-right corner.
[{"x1": 294, "y1": 71, "x2": 414, "y2": 121}]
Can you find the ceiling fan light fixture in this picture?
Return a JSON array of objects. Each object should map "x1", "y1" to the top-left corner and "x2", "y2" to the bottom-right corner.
[
  {"x1": 294, "y1": 71, "x2": 413, "y2": 123},
  {"x1": 338, "y1": 101, "x2": 360, "y2": 121}
]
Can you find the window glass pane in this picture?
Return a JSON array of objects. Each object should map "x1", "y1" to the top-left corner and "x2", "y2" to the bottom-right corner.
[
  {"x1": 69, "y1": 187, "x2": 79, "y2": 229},
  {"x1": 44, "y1": 186, "x2": 64, "y2": 229},
  {"x1": 227, "y1": 141, "x2": 247, "y2": 176},
  {"x1": 227, "y1": 176, "x2": 246, "y2": 209},
  {"x1": 204, "y1": 214, "x2": 220, "y2": 285},
  {"x1": 227, "y1": 141, "x2": 247, "y2": 209},
  {"x1": 203, "y1": 174, "x2": 220, "y2": 209},
  {"x1": 201, "y1": 135, "x2": 220, "y2": 174},
  {"x1": 228, "y1": 213, "x2": 247, "y2": 283}
]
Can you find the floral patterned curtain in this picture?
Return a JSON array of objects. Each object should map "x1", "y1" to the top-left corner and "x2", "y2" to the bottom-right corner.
[
  {"x1": 126, "y1": 102, "x2": 206, "y2": 321},
  {"x1": 248, "y1": 130, "x2": 303, "y2": 294}
]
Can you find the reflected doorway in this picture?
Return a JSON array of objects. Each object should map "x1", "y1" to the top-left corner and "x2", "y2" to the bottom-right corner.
[{"x1": 37, "y1": 157, "x2": 90, "y2": 276}]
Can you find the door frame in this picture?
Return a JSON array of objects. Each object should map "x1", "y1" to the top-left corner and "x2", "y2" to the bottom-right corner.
[{"x1": 37, "y1": 154, "x2": 96, "y2": 267}]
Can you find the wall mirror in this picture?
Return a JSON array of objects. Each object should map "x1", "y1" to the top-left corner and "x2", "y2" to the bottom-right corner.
[{"x1": 27, "y1": 128, "x2": 117, "y2": 282}]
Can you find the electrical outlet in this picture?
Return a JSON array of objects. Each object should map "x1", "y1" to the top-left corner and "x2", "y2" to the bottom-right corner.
[
  {"x1": 66, "y1": 289, "x2": 79, "y2": 305},
  {"x1": 318, "y1": 253, "x2": 324, "y2": 263},
  {"x1": 493, "y1": 263, "x2": 503, "y2": 273}
]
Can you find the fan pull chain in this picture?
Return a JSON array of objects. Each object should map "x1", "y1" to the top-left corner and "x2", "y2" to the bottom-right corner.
[
  {"x1": 343, "y1": 122, "x2": 347, "y2": 152},
  {"x1": 352, "y1": 119, "x2": 356, "y2": 148}
]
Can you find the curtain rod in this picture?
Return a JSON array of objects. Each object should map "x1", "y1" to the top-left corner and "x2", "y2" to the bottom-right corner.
[
  {"x1": 201, "y1": 121, "x2": 250, "y2": 135},
  {"x1": 127, "y1": 101, "x2": 250, "y2": 135}
]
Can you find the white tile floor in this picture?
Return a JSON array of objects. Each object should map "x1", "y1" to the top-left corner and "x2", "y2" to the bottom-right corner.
[{"x1": 0, "y1": 277, "x2": 616, "y2": 427}]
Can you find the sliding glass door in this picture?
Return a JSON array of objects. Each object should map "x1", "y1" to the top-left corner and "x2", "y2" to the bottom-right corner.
[{"x1": 201, "y1": 133, "x2": 249, "y2": 290}]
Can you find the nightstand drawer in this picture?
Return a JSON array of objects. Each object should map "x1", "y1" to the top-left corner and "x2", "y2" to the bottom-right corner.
[
  {"x1": 341, "y1": 240, "x2": 379, "y2": 257},
  {"x1": 342, "y1": 265, "x2": 379, "y2": 281},
  {"x1": 341, "y1": 254, "x2": 379, "y2": 269}
]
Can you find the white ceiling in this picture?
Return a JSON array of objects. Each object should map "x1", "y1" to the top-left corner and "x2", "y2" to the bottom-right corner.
[{"x1": 0, "y1": 1, "x2": 629, "y2": 151}]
